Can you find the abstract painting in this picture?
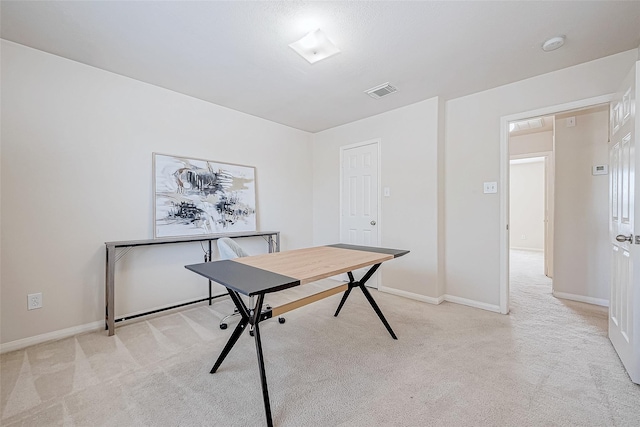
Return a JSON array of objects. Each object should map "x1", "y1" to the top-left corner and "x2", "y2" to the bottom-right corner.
[{"x1": 154, "y1": 153, "x2": 256, "y2": 238}]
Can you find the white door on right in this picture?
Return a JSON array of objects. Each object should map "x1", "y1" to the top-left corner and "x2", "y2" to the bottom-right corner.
[{"x1": 609, "y1": 60, "x2": 639, "y2": 384}]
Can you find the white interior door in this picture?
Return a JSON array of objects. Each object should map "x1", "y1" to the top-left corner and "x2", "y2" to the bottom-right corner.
[
  {"x1": 340, "y1": 140, "x2": 380, "y2": 286},
  {"x1": 609, "y1": 61, "x2": 639, "y2": 384}
]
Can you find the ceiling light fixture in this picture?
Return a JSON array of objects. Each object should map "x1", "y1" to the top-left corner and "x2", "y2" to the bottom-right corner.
[
  {"x1": 542, "y1": 36, "x2": 565, "y2": 52},
  {"x1": 289, "y1": 29, "x2": 340, "y2": 64}
]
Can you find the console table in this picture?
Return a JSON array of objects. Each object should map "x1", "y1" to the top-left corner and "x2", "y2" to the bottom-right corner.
[{"x1": 105, "y1": 231, "x2": 280, "y2": 336}]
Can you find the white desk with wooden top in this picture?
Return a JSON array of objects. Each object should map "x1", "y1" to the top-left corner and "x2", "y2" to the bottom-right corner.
[{"x1": 185, "y1": 243, "x2": 409, "y2": 427}]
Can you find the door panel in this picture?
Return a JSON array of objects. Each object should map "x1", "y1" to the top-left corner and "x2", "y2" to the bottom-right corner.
[
  {"x1": 609, "y1": 61, "x2": 639, "y2": 384},
  {"x1": 341, "y1": 142, "x2": 379, "y2": 246},
  {"x1": 341, "y1": 141, "x2": 380, "y2": 286}
]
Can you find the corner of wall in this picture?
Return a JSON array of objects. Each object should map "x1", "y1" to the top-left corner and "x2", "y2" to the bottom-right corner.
[{"x1": 437, "y1": 97, "x2": 447, "y2": 298}]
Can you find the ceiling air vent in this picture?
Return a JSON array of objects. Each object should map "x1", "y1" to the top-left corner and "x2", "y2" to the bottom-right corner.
[{"x1": 365, "y1": 82, "x2": 398, "y2": 99}]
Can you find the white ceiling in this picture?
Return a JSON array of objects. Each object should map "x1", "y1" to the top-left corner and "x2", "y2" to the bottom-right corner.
[{"x1": 2, "y1": 1, "x2": 639, "y2": 133}]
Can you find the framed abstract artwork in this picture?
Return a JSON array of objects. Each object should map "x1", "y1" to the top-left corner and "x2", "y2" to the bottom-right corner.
[{"x1": 153, "y1": 153, "x2": 257, "y2": 238}]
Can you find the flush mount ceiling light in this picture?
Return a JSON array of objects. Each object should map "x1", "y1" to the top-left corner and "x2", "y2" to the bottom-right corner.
[
  {"x1": 289, "y1": 29, "x2": 340, "y2": 64},
  {"x1": 542, "y1": 35, "x2": 565, "y2": 52}
]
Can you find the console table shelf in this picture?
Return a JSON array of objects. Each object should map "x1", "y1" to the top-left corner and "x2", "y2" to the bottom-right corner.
[{"x1": 105, "y1": 231, "x2": 280, "y2": 336}]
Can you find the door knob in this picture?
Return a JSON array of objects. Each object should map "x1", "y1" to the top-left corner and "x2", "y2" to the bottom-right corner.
[
  {"x1": 616, "y1": 234, "x2": 633, "y2": 243},
  {"x1": 370, "y1": 220, "x2": 376, "y2": 226}
]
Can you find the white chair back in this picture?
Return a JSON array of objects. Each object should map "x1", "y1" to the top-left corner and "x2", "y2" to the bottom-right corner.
[{"x1": 217, "y1": 237, "x2": 250, "y2": 260}]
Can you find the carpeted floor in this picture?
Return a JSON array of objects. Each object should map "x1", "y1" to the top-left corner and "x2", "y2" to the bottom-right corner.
[{"x1": 2, "y1": 250, "x2": 640, "y2": 426}]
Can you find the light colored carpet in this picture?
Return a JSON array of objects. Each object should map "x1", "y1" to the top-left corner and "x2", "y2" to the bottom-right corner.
[{"x1": 2, "y1": 250, "x2": 640, "y2": 426}]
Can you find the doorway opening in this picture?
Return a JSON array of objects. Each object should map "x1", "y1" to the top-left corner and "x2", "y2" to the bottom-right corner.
[
  {"x1": 499, "y1": 95, "x2": 614, "y2": 314},
  {"x1": 508, "y1": 116, "x2": 555, "y2": 302}
]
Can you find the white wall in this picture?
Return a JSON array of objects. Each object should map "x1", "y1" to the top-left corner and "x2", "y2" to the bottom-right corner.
[
  {"x1": 510, "y1": 160, "x2": 545, "y2": 251},
  {"x1": 553, "y1": 110, "x2": 610, "y2": 302},
  {"x1": 1, "y1": 41, "x2": 314, "y2": 345},
  {"x1": 312, "y1": 98, "x2": 442, "y2": 301},
  {"x1": 445, "y1": 49, "x2": 638, "y2": 308}
]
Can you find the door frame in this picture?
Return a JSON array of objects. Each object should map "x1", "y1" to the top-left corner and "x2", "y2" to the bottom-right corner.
[
  {"x1": 499, "y1": 94, "x2": 614, "y2": 314},
  {"x1": 339, "y1": 138, "x2": 382, "y2": 287}
]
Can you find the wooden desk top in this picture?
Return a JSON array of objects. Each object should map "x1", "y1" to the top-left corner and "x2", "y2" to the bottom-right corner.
[
  {"x1": 233, "y1": 246, "x2": 392, "y2": 285},
  {"x1": 185, "y1": 244, "x2": 408, "y2": 296}
]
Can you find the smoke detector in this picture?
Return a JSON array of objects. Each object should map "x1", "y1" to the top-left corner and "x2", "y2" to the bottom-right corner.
[
  {"x1": 542, "y1": 36, "x2": 565, "y2": 52},
  {"x1": 365, "y1": 82, "x2": 398, "y2": 99}
]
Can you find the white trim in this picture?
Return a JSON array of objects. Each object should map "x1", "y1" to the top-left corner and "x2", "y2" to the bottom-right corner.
[
  {"x1": 510, "y1": 246, "x2": 544, "y2": 252},
  {"x1": 0, "y1": 320, "x2": 104, "y2": 354},
  {"x1": 378, "y1": 285, "x2": 445, "y2": 305},
  {"x1": 510, "y1": 151, "x2": 553, "y2": 161},
  {"x1": 444, "y1": 294, "x2": 502, "y2": 313},
  {"x1": 500, "y1": 115, "x2": 510, "y2": 314},
  {"x1": 553, "y1": 291, "x2": 609, "y2": 307},
  {"x1": 500, "y1": 94, "x2": 615, "y2": 315},
  {"x1": 378, "y1": 286, "x2": 503, "y2": 313},
  {"x1": 339, "y1": 138, "x2": 382, "y2": 288},
  {"x1": 0, "y1": 296, "x2": 219, "y2": 354},
  {"x1": 510, "y1": 157, "x2": 545, "y2": 165}
]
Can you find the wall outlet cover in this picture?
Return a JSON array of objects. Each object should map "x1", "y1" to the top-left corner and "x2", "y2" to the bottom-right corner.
[
  {"x1": 28, "y1": 293, "x2": 42, "y2": 310},
  {"x1": 483, "y1": 182, "x2": 498, "y2": 194}
]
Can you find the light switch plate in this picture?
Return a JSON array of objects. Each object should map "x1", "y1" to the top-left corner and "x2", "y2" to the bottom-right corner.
[{"x1": 484, "y1": 182, "x2": 497, "y2": 194}]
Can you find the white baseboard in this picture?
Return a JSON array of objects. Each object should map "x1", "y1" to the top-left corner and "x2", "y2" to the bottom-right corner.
[
  {"x1": 443, "y1": 294, "x2": 502, "y2": 313},
  {"x1": 0, "y1": 320, "x2": 104, "y2": 354},
  {"x1": 0, "y1": 289, "x2": 508, "y2": 354},
  {"x1": 552, "y1": 291, "x2": 609, "y2": 307},
  {"x1": 378, "y1": 285, "x2": 445, "y2": 305},
  {"x1": 377, "y1": 286, "x2": 503, "y2": 314},
  {"x1": 0, "y1": 295, "x2": 226, "y2": 354}
]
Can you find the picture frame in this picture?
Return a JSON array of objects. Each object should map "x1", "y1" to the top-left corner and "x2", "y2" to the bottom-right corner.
[{"x1": 153, "y1": 153, "x2": 257, "y2": 238}]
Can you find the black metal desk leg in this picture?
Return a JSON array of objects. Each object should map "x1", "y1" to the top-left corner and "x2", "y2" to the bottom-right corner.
[
  {"x1": 358, "y1": 284, "x2": 398, "y2": 340},
  {"x1": 252, "y1": 295, "x2": 273, "y2": 427},
  {"x1": 334, "y1": 271, "x2": 355, "y2": 317},
  {"x1": 334, "y1": 264, "x2": 397, "y2": 339},
  {"x1": 334, "y1": 288, "x2": 352, "y2": 317},
  {"x1": 210, "y1": 290, "x2": 250, "y2": 373}
]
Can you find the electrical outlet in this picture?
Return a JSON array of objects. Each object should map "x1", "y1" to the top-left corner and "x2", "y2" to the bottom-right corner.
[
  {"x1": 483, "y1": 182, "x2": 498, "y2": 194},
  {"x1": 28, "y1": 293, "x2": 42, "y2": 310}
]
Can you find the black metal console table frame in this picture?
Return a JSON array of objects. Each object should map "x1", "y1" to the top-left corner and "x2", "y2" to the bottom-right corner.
[{"x1": 104, "y1": 231, "x2": 280, "y2": 336}]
